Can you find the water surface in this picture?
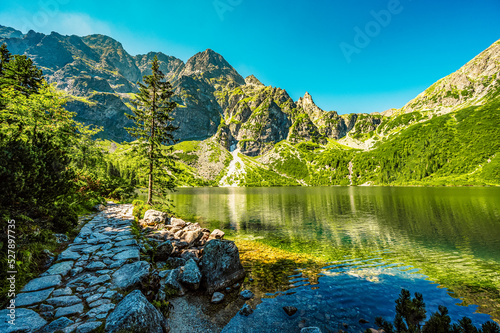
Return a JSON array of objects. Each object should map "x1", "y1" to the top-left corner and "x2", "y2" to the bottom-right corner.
[{"x1": 167, "y1": 186, "x2": 500, "y2": 328}]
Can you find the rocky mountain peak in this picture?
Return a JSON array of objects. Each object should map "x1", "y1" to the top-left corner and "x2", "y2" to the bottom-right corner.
[
  {"x1": 245, "y1": 75, "x2": 264, "y2": 87},
  {"x1": 0, "y1": 25, "x2": 23, "y2": 39},
  {"x1": 181, "y1": 49, "x2": 245, "y2": 85},
  {"x1": 400, "y1": 38, "x2": 500, "y2": 115},
  {"x1": 297, "y1": 92, "x2": 324, "y2": 121}
]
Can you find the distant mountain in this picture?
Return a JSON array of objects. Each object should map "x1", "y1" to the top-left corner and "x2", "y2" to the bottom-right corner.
[
  {"x1": 1, "y1": 25, "x2": 499, "y2": 186},
  {"x1": 0, "y1": 25, "x2": 381, "y2": 152}
]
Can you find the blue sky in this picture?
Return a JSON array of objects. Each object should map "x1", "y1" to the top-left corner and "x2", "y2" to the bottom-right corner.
[{"x1": 1, "y1": 0, "x2": 499, "y2": 114}]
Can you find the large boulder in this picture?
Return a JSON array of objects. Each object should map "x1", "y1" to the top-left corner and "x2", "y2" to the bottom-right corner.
[
  {"x1": 112, "y1": 261, "x2": 151, "y2": 291},
  {"x1": 105, "y1": 290, "x2": 167, "y2": 333},
  {"x1": 199, "y1": 239, "x2": 245, "y2": 293},
  {"x1": 143, "y1": 210, "x2": 169, "y2": 225}
]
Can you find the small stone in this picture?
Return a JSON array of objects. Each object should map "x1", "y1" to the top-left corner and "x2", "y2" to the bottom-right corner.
[
  {"x1": 86, "y1": 293, "x2": 103, "y2": 304},
  {"x1": 55, "y1": 303, "x2": 84, "y2": 318},
  {"x1": 239, "y1": 303, "x2": 253, "y2": 316},
  {"x1": 38, "y1": 316, "x2": 74, "y2": 333},
  {"x1": 156, "y1": 240, "x2": 173, "y2": 261},
  {"x1": 115, "y1": 239, "x2": 138, "y2": 247},
  {"x1": 301, "y1": 327, "x2": 322, "y2": 333},
  {"x1": 102, "y1": 290, "x2": 118, "y2": 299},
  {"x1": 97, "y1": 286, "x2": 107, "y2": 293},
  {"x1": 53, "y1": 287, "x2": 73, "y2": 297},
  {"x1": 359, "y1": 318, "x2": 369, "y2": 324},
  {"x1": 239, "y1": 289, "x2": 254, "y2": 300},
  {"x1": 210, "y1": 229, "x2": 225, "y2": 239},
  {"x1": 46, "y1": 295, "x2": 82, "y2": 307},
  {"x1": 76, "y1": 321, "x2": 103, "y2": 333},
  {"x1": 211, "y1": 292, "x2": 225, "y2": 304},
  {"x1": 58, "y1": 249, "x2": 81, "y2": 261},
  {"x1": 86, "y1": 261, "x2": 107, "y2": 271},
  {"x1": 40, "y1": 304, "x2": 55, "y2": 312},
  {"x1": 283, "y1": 306, "x2": 298, "y2": 316},
  {"x1": 89, "y1": 299, "x2": 111, "y2": 308},
  {"x1": 89, "y1": 274, "x2": 111, "y2": 286},
  {"x1": 70, "y1": 267, "x2": 84, "y2": 277},
  {"x1": 112, "y1": 248, "x2": 140, "y2": 261}
]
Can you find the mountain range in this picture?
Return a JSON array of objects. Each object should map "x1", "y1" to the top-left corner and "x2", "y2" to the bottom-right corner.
[{"x1": 1, "y1": 25, "x2": 499, "y2": 186}]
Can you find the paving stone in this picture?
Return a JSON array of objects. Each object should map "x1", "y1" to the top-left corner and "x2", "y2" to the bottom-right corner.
[
  {"x1": 86, "y1": 261, "x2": 107, "y2": 271},
  {"x1": 22, "y1": 275, "x2": 62, "y2": 292},
  {"x1": 80, "y1": 245, "x2": 102, "y2": 254},
  {"x1": 46, "y1": 295, "x2": 82, "y2": 307},
  {"x1": 112, "y1": 248, "x2": 140, "y2": 261},
  {"x1": 76, "y1": 321, "x2": 103, "y2": 333},
  {"x1": 70, "y1": 267, "x2": 84, "y2": 277},
  {"x1": 97, "y1": 286, "x2": 107, "y2": 293},
  {"x1": 55, "y1": 303, "x2": 84, "y2": 318},
  {"x1": 42, "y1": 261, "x2": 74, "y2": 277},
  {"x1": 58, "y1": 249, "x2": 81, "y2": 261},
  {"x1": 38, "y1": 316, "x2": 74, "y2": 333},
  {"x1": 86, "y1": 293, "x2": 103, "y2": 304},
  {"x1": 89, "y1": 274, "x2": 111, "y2": 286},
  {"x1": 115, "y1": 239, "x2": 138, "y2": 247},
  {"x1": 53, "y1": 287, "x2": 73, "y2": 297},
  {"x1": 109, "y1": 260, "x2": 127, "y2": 269},
  {"x1": 89, "y1": 299, "x2": 111, "y2": 308},
  {"x1": 112, "y1": 261, "x2": 150, "y2": 290},
  {"x1": 40, "y1": 304, "x2": 55, "y2": 312},
  {"x1": 16, "y1": 288, "x2": 54, "y2": 307},
  {"x1": 102, "y1": 290, "x2": 118, "y2": 299},
  {"x1": 0, "y1": 308, "x2": 47, "y2": 332}
]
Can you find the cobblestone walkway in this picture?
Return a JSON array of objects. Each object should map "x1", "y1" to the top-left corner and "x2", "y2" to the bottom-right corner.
[{"x1": 1, "y1": 203, "x2": 145, "y2": 333}]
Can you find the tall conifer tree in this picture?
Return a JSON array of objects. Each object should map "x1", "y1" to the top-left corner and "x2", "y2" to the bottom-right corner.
[{"x1": 126, "y1": 55, "x2": 178, "y2": 205}]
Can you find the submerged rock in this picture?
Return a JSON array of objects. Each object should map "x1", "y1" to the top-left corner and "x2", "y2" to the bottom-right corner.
[{"x1": 199, "y1": 239, "x2": 245, "y2": 293}]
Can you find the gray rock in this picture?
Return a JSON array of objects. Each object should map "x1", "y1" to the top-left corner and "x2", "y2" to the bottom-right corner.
[
  {"x1": 183, "y1": 229, "x2": 204, "y2": 246},
  {"x1": 161, "y1": 268, "x2": 185, "y2": 295},
  {"x1": 179, "y1": 259, "x2": 202, "y2": 290},
  {"x1": 114, "y1": 239, "x2": 137, "y2": 247},
  {"x1": 86, "y1": 293, "x2": 103, "y2": 304},
  {"x1": 87, "y1": 303, "x2": 115, "y2": 318},
  {"x1": 97, "y1": 286, "x2": 107, "y2": 293},
  {"x1": 76, "y1": 321, "x2": 103, "y2": 333},
  {"x1": 38, "y1": 316, "x2": 73, "y2": 333},
  {"x1": 15, "y1": 288, "x2": 54, "y2": 307},
  {"x1": 301, "y1": 327, "x2": 322, "y2": 333},
  {"x1": 166, "y1": 257, "x2": 186, "y2": 268},
  {"x1": 199, "y1": 239, "x2": 245, "y2": 293},
  {"x1": 22, "y1": 275, "x2": 62, "y2": 292},
  {"x1": 143, "y1": 209, "x2": 168, "y2": 225},
  {"x1": 46, "y1": 295, "x2": 82, "y2": 307},
  {"x1": 170, "y1": 218, "x2": 186, "y2": 228},
  {"x1": 86, "y1": 261, "x2": 107, "y2": 271},
  {"x1": 112, "y1": 248, "x2": 140, "y2": 261},
  {"x1": 240, "y1": 289, "x2": 254, "y2": 300},
  {"x1": 156, "y1": 240, "x2": 173, "y2": 261},
  {"x1": 112, "y1": 261, "x2": 150, "y2": 291},
  {"x1": 55, "y1": 303, "x2": 84, "y2": 318},
  {"x1": 53, "y1": 287, "x2": 73, "y2": 297},
  {"x1": 43, "y1": 261, "x2": 74, "y2": 277},
  {"x1": 70, "y1": 267, "x2": 84, "y2": 277},
  {"x1": 89, "y1": 299, "x2": 111, "y2": 308},
  {"x1": 210, "y1": 229, "x2": 225, "y2": 239},
  {"x1": 102, "y1": 290, "x2": 118, "y2": 299},
  {"x1": 89, "y1": 274, "x2": 111, "y2": 287},
  {"x1": 239, "y1": 303, "x2": 253, "y2": 316},
  {"x1": 58, "y1": 249, "x2": 81, "y2": 261},
  {"x1": 104, "y1": 290, "x2": 167, "y2": 333},
  {"x1": 81, "y1": 245, "x2": 102, "y2": 254},
  {"x1": 211, "y1": 292, "x2": 225, "y2": 304},
  {"x1": 0, "y1": 308, "x2": 47, "y2": 332}
]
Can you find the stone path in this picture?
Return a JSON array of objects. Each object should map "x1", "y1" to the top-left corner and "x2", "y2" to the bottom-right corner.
[{"x1": 1, "y1": 203, "x2": 145, "y2": 333}]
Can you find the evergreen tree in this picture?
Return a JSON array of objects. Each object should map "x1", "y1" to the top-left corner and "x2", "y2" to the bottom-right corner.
[
  {"x1": 1, "y1": 54, "x2": 44, "y2": 95},
  {"x1": 125, "y1": 55, "x2": 178, "y2": 205}
]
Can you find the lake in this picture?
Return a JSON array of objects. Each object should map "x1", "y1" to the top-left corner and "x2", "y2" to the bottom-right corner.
[{"x1": 166, "y1": 186, "x2": 500, "y2": 330}]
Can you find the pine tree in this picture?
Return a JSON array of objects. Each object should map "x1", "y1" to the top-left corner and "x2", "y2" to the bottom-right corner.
[{"x1": 126, "y1": 55, "x2": 178, "y2": 205}]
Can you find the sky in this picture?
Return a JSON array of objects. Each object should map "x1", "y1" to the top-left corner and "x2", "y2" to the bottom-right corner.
[{"x1": 1, "y1": 0, "x2": 499, "y2": 114}]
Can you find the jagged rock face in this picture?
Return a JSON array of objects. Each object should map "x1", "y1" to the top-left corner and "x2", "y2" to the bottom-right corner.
[
  {"x1": 179, "y1": 49, "x2": 245, "y2": 85},
  {"x1": 400, "y1": 40, "x2": 500, "y2": 115},
  {"x1": 134, "y1": 52, "x2": 184, "y2": 81},
  {"x1": 0, "y1": 25, "x2": 394, "y2": 152}
]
